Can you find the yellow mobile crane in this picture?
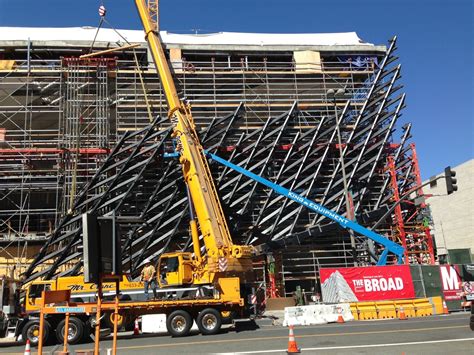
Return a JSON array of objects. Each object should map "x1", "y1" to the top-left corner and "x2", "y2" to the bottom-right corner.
[
  {"x1": 0, "y1": 3, "x2": 260, "y2": 347},
  {"x1": 1, "y1": 3, "x2": 257, "y2": 346},
  {"x1": 135, "y1": 0, "x2": 255, "y2": 288}
]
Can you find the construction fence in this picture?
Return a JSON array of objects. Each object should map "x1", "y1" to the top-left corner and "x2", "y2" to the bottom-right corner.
[{"x1": 320, "y1": 263, "x2": 474, "y2": 311}]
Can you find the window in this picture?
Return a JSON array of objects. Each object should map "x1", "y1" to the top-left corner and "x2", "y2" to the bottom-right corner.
[
  {"x1": 28, "y1": 284, "x2": 51, "y2": 299},
  {"x1": 166, "y1": 257, "x2": 179, "y2": 273}
]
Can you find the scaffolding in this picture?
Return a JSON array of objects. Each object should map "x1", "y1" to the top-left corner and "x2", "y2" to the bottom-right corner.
[
  {"x1": 114, "y1": 52, "x2": 374, "y2": 132},
  {"x1": 387, "y1": 144, "x2": 435, "y2": 265},
  {"x1": 0, "y1": 34, "x2": 434, "y2": 286},
  {"x1": 0, "y1": 58, "x2": 63, "y2": 242},
  {"x1": 60, "y1": 57, "x2": 114, "y2": 215}
]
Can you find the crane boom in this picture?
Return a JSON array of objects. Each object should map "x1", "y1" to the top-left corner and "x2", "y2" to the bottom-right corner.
[{"x1": 135, "y1": 1, "x2": 253, "y2": 285}]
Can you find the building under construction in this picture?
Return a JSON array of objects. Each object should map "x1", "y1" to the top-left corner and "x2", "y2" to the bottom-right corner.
[{"x1": 0, "y1": 26, "x2": 434, "y2": 295}]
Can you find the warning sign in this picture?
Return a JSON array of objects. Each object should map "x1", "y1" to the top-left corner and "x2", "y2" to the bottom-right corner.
[{"x1": 462, "y1": 281, "x2": 474, "y2": 301}]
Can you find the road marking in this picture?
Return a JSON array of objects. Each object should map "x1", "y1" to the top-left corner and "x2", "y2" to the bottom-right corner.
[
  {"x1": 218, "y1": 337, "x2": 474, "y2": 354},
  {"x1": 110, "y1": 325, "x2": 467, "y2": 351}
]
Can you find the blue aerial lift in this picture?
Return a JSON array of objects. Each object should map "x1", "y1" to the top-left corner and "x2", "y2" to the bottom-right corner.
[{"x1": 206, "y1": 152, "x2": 405, "y2": 265}]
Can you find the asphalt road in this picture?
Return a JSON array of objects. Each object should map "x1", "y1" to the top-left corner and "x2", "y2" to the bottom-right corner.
[{"x1": 1, "y1": 313, "x2": 472, "y2": 354}]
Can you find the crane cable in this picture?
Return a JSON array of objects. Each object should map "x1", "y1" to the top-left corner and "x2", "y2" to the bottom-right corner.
[
  {"x1": 89, "y1": 3, "x2": 107, "y2": 54},
  {"x1": 101, "y1": 15, "x2": 155, "y2": 123},
  {"x1": 89, "y1": 0, "x2": 155, "y2": 124},
  {"x1": 70, "y1": 2, "x2": 109, "y2": 214}
]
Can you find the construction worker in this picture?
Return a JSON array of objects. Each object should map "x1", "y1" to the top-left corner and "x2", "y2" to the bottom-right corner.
[{"x1": 140, "y1": 258, "x2": 157, "y2": 300}]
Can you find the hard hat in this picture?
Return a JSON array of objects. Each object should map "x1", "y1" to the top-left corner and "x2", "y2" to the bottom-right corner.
[{"x1": 144, "y1": 258, "x2": 151, "y2": 264}]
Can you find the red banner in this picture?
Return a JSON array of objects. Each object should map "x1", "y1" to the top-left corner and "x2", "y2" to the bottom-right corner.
[
  {"x1": 320, "y1": 265, "x2": 415, "y2": 301},
  {"x1": 439, "y1": 265, "x2": 462, "y2": 301}
]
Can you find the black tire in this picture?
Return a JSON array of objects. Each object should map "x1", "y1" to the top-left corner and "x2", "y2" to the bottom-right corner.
[
  {"x1": 22, "y1": 319, "x2": 50, "y2": 347},
  {"x1": 124, "y1": 317, "x2": 136, "y2": 332},
  {"x1": 166, "y1": 310, "x2": 193, "y2": 337},
  {"x1": 82, "y1": 318, "x2": 93, "y2": 342},
  {"x1": 56, "y1": 317, "x2": 84, "y2": 345},
  {"x1": 221, "y1": 310, "x2": 234, "y2": 324},
  {"x1": 196, "y1": 308, "x2": 222, "y2": 335}
]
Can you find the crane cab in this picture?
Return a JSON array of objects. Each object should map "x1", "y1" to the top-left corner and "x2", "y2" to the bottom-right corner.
[{"x1": 157, "y1": 252, "x2": 194, "y2": 287}]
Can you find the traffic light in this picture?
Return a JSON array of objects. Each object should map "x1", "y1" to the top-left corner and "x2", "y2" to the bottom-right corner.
[{"x1": 444, "y1": 166, "x2": 458, "y2": 195}]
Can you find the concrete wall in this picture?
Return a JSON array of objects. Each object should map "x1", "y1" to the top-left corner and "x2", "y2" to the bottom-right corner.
[{"x1": 423, "y1": 159, "x2": 474, "y2": 257}]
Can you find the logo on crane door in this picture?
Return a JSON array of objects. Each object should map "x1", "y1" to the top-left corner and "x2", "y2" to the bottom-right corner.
[{"x1": 219, "y1": 257, "x2": 228, "y2": 272}]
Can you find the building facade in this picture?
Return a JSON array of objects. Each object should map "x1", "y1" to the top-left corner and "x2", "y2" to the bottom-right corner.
[
  {"x1": 424, "y1": 159, "x2": 474, "y2": 262},
  {"x1": 0, "y1": 27, "x2": 433, "y2": 289}
]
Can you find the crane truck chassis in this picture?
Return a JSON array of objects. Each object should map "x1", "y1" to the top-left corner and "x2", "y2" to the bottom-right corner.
[
  {"x1": 0, "y1": 275, "x2": 252, "y2": 346},
  {"x1": 0, "y1": 275, "x2": 138, "y2": 345}
]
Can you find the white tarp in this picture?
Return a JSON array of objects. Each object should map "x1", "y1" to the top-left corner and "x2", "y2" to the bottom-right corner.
[
  {"x1": 0, "y1": 27, "x2": 373, "y2": 47},
  {"x1": 321, "y1": 270, "x2": 358, "y2": 303},
  {"x1": 162, "y1": 31, "x2": 373, "y2": 46}
]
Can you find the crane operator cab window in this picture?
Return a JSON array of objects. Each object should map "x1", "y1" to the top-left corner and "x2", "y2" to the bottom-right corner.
[
  {"x1": 159, "y1": 256, "x2": 179, "y2": 286},
  {"x1": 27, "y1": 283, "x2": 52, "y2": 306}
]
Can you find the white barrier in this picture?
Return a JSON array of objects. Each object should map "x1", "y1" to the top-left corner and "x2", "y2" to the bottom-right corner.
[
  {"x1": 283, "y1": 303, "x2": 354, "y2": 326},
  {"x1": 142, "y1": 314, "x2": 167, "y2": 333}
]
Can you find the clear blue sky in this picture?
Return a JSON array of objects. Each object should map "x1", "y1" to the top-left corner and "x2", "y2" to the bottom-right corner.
[{"x1": 1, "y1": 0, "x2": 472, "y2": 179}]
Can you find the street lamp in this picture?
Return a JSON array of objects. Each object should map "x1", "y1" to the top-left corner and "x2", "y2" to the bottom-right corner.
[{"x1": 327, "y1": 88, "x2": 358, "y2": 266}]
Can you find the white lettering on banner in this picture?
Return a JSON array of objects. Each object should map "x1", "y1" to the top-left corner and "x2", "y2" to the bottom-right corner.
[
  {"x1": 372, "y1": 279, "x2": 380, "y2": 291},
  {"x1": 364, "y1": 279, "x2": 372, "y2": 292},
  {"x1": 440, "y1": 265, "x2": 460, "y2": 290},
  {"x1": 359, "y1": 277, "x2": 404, "y2": 292}
]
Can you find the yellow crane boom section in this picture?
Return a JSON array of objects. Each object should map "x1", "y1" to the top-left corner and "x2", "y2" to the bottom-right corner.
[{"x1": 135, "y1": 0, "x2": 253, "y2": 260}]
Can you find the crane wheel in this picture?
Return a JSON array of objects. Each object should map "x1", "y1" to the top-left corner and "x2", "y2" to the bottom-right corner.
[
  {"x1": 196, "y1": 308, "x2": 222, "y2": 335},
  {"x1": 166, "y1": 310, "x2": 193, "y2": 337},
  {"x1": 56, "y1": 317, "x2": 84, "y2": 345},
  {"x1": 22, "y1": 319, "x2": 51, "y2": 346}
]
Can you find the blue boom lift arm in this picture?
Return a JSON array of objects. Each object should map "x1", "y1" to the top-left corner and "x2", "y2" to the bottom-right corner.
[{"x1": 206, "y1": 152, "x2": 405, "y2": 265}]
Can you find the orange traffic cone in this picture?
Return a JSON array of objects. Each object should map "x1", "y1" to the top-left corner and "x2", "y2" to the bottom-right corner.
[
  {"x1": 336, "y1": 307, "x2": 345, "y2": 324},
  {"x1": 399, "y1": 306, "x2": 407, "y2": 320},
  {"x1": 286, "y1": 325, "x2": 300, "y2": 354},
  {"x1": 442, "y1": 300, "x2": 449, "y2": 315},
  {"x1": 23, "y1": 339, "x2": 31, "y2": 355},
  {"x1": 133, "y1": 318, "x2": 140, "y2": 335}
]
